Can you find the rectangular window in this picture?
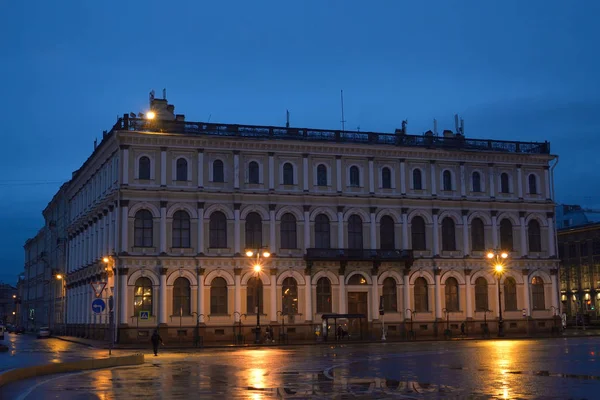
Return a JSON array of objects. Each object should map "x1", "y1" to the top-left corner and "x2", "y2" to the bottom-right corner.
[
  {"x1": 568, "y1": 243, "x2": 577, "y2": 259},
  {"x1": 581, "y1": 242, "x2": 589, "y2": 258}
]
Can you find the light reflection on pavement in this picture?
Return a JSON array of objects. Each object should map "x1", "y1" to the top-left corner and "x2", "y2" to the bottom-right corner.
[{"x1": 3, "y1": 337, "x2": 600, "y2": 399}]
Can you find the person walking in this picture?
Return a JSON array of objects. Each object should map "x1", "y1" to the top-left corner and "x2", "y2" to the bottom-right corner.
[{"x1": 151, "y1": 329, "x2": 163, "y2": 356}]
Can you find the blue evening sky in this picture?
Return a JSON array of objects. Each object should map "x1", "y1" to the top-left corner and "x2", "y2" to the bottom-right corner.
[{"x1": 1, "y1": 1, "x2": 598, "y2": 284}]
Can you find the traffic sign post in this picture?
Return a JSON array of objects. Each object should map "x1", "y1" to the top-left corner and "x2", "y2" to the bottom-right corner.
[
  {"x1": 92, "y1": 298, "x2": 106, "y2": 314},
  {"x1": 91, "y1": 282, "x2": 107, "y2": 298},
  {"x1": 139, "y1": 311, "x2": 150, "y2": 320}
]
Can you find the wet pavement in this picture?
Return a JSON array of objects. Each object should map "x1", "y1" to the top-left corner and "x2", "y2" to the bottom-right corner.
[{"x1": 3, "y1": 337, "x2": 600, "y2": 399}]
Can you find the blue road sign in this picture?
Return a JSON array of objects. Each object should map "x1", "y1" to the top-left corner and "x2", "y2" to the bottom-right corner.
[
  {"x1": 92, "y1": 298, "x2": 106, "y2": 314},
  {"x1": 139, "y1": 311, "x2": 150, "y2": 320}
]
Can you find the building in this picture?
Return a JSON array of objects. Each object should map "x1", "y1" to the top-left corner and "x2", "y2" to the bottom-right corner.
[
  {"x1": 557, "y1": 222, "x2": 600, "y2": 321},
  {"x1": 0, "y1": 283, "x2": 17, "y2": 326},
  {"x1": 556, "y1": 204, "x2": 600, "y2": 230},
  {"x1": 63, "y1": 94, "x2": 558, "y2": 343},
  {"x1": 22, "y1": 229, "x2": 47, "y2": 331}
]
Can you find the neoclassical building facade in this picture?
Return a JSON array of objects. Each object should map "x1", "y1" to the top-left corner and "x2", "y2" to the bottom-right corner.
[{"x1": 63, "y1": 97, "x2": 559, "y2": 342}]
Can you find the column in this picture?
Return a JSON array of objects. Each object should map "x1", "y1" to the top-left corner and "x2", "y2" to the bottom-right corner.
[
  {"x1": 544, "y1": 166, "x2": 551, "y2": 199},
  {"x1": 304, "y1": 266, "x2": 312, "y2": 322},
  {"x1": 402, "y1": 209, "x2": 409, "y2": 249},
  {"x1": 400, "y1": 159, "x2": 406, "y2": 194},
  {"x1": 491, "y1": 212, "x2": 498, "y2": 248},
  {"x1": 160, "y1": 201, "x2": 167, "y2": 254},
  {"x1": 338, "y1": 265, "x2": 346, "y2": 314},
  {"x1": 516, "y1": 164, "x2": 523, "y2": 199},
  {"x1": 337, "y1": 207, "x2": 344, "y2": 248},
  {"x1": 270, "y1": 269, "x2": 277, "y2": 322},
  {"x1": 119, "y1": 268, "x2": 129, "y2": 324},
  {"x1": 460, "y1": 162, "x2": 466, "y2": 197},
  {"x1": 488, "y1": 163, "x2": 495, "y2": 198},
  {"x1": 370, "y1": 208, "x2": 377, "y2": 249},
  {"x1": 519, "y1": 213, "x2": 527, "y2": 257},
  {"x1": 121, "y1": 201, "x2": 129, "y2": 253},
  {"x1": 268, "y1": 152, "x2": 275, "y2": 190},
  {"x1": 371, "y1": 264, "x2": 379, "y2": 321},
  {"x1": 197, "y1": 203, "x2": 204, "y2": 254},
  {"x1": 368, "y1": 157, "x2": 375, "y2": 194},
  {"x1": 269, "y1": 205, "x2": 276, "y2": 254},
  {"x1": 434, "y1": 269, "x2": 442, "y2": 319},
  {"x1": 197, "y1": 268, "x2": 205, "y2": 323},
  {"x1": 233, "y1": 150, "x2": 240, "y2": 189},
  {"x1": 234, "y1": 204, "x2": 241, "y2": 255},
  {"x1": 234, "y1": 268, "x2": 241, "y2": 322},
  {"x1": 103, "y1": 211, "x2": 109, "y2": 255},
  {"x1": 121, "y1": 145, "x2": 129, "y2": 185},
  {"x1": 550, "y1": 269, "x2": 559, "y2": 310},
  {"x1": 114, "y1": 203, "x2": 120, "y2": 254},
  {"x1": 197, "y1": 150, "x2": 204, "y2": 188},
  {"x1": 303, "y1": 206, "x2": 310, "y2": 252},
  {"x1": 522, "y1": 269, "x2": 530, "y2": 316},
  {"x1": 403, "y1": 269, "x2": 410, "y2": 318},
  {"x1": 465, "y1": 270, "x2": 473, "y2": 319},
  {"x1": 547, "y1": 213, "x2": 556, "y2": 257},
  {"x1": 159, "y1": 268, "x2": 167, "y2": 324},
  {"x1": 432, "y1": 210, "x2": 440, "y2": 256},
  {"x1": 462, "y1": 211, "x2": 470, "y2": 256},
  {"x1": 303, "y1": 154, "x2": 309, "y2": 192},
  {"x1": 160, "y1": 147, "x2": 167, "y2": 186},
  {"x1": 430, "y1": 161, "x2": 437, "y2": 196},
  {"x1": 336, "y1": 156, "x2": 342, "y2": 193}
]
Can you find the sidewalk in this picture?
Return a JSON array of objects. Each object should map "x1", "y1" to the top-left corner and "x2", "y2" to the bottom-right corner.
[{"x1": 54, "y1": 328, "x2": 600, "y2": 351}]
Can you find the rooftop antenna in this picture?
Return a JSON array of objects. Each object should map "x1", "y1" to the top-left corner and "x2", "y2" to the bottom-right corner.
[
  {"x1": 454, "y1": 114, "x2": 460, "y2": 134},
  {"x1": 93, "y1": 138, "x2": 97, "y2": 150},
  {"x1": 357, "y1": 126, "x2": 360, "y2": 132},
  {"x1": 340, "y1": 90, "x2": 346, "y2": 132},
  {"x1": 149, "y1": 90, "x2": 155, "y2": 105},
  {"x1": 460, "y1": 118, "x2": 465, "y2": 135},
  {"x1": 207, "y1": 114, "x2": 211, "y2": 123},
  {"x1": 162, "y1": 88, "x2": 166, "y2": 100},
  {"x1": 433, "y1": 119, "x2": 438, "y2": 136},
  {"x1": 286, "y1": 109, "x2": 290, "y2": 128}
]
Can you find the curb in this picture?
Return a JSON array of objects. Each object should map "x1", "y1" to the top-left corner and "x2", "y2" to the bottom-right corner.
[
  {"x1": 53, "y1": 336, "x2": 97, "y2": 348},
  {"x1": 0, "y1": 353, "x2": 145, "y2": 388}
]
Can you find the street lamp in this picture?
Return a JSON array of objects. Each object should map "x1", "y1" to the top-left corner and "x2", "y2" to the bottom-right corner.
[
  {"x1": 487, "y1": 250, "x2": 509, "y2": 337},
  {"x1": 245, "y1": 249, "x2": 270, "y2": 344}
]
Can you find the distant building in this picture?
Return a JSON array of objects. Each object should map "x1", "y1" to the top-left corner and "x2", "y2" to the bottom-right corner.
[
  {"x1": 556, "y1": 204, "x2": 600, "y2": 230},
  {"x1": 0, "y1": 283, "x2": 17, "y2": 325}
]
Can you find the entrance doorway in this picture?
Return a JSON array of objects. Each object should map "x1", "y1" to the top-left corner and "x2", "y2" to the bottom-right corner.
[{"x1": 347, "y1": 292, "x2": 368, "y2": 338}]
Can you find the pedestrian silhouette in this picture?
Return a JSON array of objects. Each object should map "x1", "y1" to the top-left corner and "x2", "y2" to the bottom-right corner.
[{"x1": 151, "y1": 329, "x2": 163, "y2": 356}]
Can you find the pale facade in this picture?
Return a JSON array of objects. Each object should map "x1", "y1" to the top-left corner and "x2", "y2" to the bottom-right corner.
[{"x1": 63, "y1": 97, "x2": 559, "y2": 342}]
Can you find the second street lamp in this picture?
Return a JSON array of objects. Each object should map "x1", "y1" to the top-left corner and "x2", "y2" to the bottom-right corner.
[
  {"x1": 246, "y1": 249, "x2": 270, "y2": 344},
  {"x1": 487, "y1": 250, "x2": 509, "y2": 338}
]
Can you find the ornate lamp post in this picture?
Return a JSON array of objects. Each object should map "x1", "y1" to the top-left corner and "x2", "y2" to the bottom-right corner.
[
  {"x1": 245, "y1": 249, "x2": 270, "y2": 344},
  {"x1": 487, "y1": 250, "x2": 509, "y2": 338}
]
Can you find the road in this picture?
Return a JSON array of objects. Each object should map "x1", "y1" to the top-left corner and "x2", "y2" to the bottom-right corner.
[{"x1": 3, "y1": 337, "x2": 600, "y2": 398}]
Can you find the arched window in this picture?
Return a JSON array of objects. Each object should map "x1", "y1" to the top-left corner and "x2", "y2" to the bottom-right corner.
[
  {"x1": 139, "y1": 156, "x2": 151, "y2": 180},
  {"x1": 315, "y1": 214, "x2": 330, "y2": 249},
  {"x1": 380, "y1": 216, "x2": 395, "y2": 250},
  {"x1": 528, "y1": 219, "x2": 542, "y2": 252},
  {"x1": 172, "y1": 210, "x2": 191, "y2": 248},
  {"x1": 413, "y1": 169, "x2": 422, "y2": 190},
  {"x1": 504, "y1": 277, "x2": 517, "y2": 310},
  {"x1": 382, "y1": 277, "x2": 397, "y2": 312},
  {"x1": 472, "y1": 171, "x2": 481, "y2": 192},
  {"x1": 382, "y1": 167, "x2": 392, "y2": 189},
  {"x1": 316, "y1": 277, "x2": 332, "y2": 313},
  {"x1": 176, "y1": 158, "x2": 188, "y2": 181},
  {"x1": 499, "y1": 219, "x2": 513, "y2": 251},
  {"x1": 134, "y1": 277, "x2": 153, "y2": 315},
  {"x1": 248, "y1": 161, "x2": 259, "y2": 184},
  {"x1": 213, "y1": 159, "x2": 224, "y2": 183},
  {"x1": 528, "y1": 174, "x2": 537, "y2": 194},
  {"x1": 348, "y1": 274, "x2": 368, "y2": 285},
  {"x1": 445, "y1": 277, "x2": 459, "y2": 312},
  {"x1": 500, "y1": 173, "x2": 510, "y2": 193},
  {"x1": 411, "y1": 216, "x2": 426, "y2": 251},
  {"x1": 532, "y1": 276, "x2": 545, "y2": 310},
  {"x1": 209, "y1": 211, "x2": 227, "y2": 248},
  {"x1": 443, "y1": 170, "x2": 452, "y2": 191},
  {"x1": 414, "y1": 277, "x2": 428, "y2": 312},
  {"x1": 247, "y1": 276, "x2": 263, "y2": 314},
  {"x1": 348, "y1": 215, "x2": 363, "y2": 249},
  {"x1": 172, "y1": 277, "x2": 190, "y2": 315},
  {"x1": 280, "y1": 213, "x2": 297, "y2": 249},
  {"x1": 245, "y1": 212, "x2": 262, "y2": 249},
  {"x1": 441, "y1": 217, "x2": 456, "y2": 251},
  {"x1": 349, "y1": 166, "x2": 360, "y2": 187},
  {"x1": 134, "y1": 210, "x2": 153, "y2": 247},
  {"x1": 471, "y1": 218, "x2": 485, "y2": 251},
  {"x1": 283, "y1": 163, "x2": 294, "y2": 185},
  {"x1": 210, "y1": 277, "x2": 228, "y2": 314},
  {"x1": 282, "y1": 277, "x2": 298, "y2": 314},
  {"x1": 317, "y1": 164, "x2": 327, "y2": 186},
  {"x1": 475, "y1": 277, "x2": 488, "y2": 311}
]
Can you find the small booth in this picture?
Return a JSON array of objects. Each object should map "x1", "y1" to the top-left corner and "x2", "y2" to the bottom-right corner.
[{"x1": 320, "y1": 313, "x2": 367, "y2": 341}]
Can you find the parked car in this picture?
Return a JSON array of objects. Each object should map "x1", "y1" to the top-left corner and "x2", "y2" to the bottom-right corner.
[
  {"x1": 15, "y1": 326, "x2": 25, "y2": 334},
  {"x1": 37, "y1": 327, "x2": 51, "y2": 339}
]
